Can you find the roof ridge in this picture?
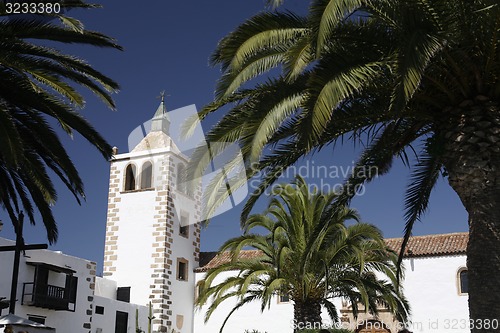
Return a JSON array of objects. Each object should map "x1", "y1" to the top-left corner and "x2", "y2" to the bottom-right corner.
[
  {"x1": 384, "y1": 231, "x2": 468, "y2": 241},
  {"x1": 197, "y1": 232, "x2": 469, "y2": 271}
]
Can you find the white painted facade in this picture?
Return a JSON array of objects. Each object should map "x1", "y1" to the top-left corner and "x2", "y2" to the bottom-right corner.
[
  {"x1": 399, "y1": 255, "x2": 469, "y2": 333},
  {"x1": 102, "y1": 99, "x2": 201, "y2": 333},
  {"x1": 193, "y1": 270, "x2": 343, "y2": 333},
  {"x1": 192, "y1": 253, "x2": 469, "y2": 333},
  {"x1": 0, "y1": 238, "x2": 94, "y2": 332},
  {"x1": 93, "y1": 277, "x2": 149, "y2": 333},
  {"x1": 0, "y1": 237, "x2": 148, "y2": 333},
  {"x1": 0, "y1": 234, "x2": 470, "y2": 333}
]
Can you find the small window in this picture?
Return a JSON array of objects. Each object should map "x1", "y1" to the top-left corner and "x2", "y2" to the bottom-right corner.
[
  {"x1": 180, "y1": 225, "x2": 189, "y2": 238},
  {"x1": 95, "y1": 306, "x2": 105, "y2": 315},
  {"x1": 117, "y1": 286, "x2": 131, "y2": 303},
  {"x1": 180, "y1": 214, "x2": 189, "y2": 238},
  {"x1": 177, "y1": 163, "x2": 187, "y2": 193},
  {"x1": 124, "y1": 164, "x2": 136, "y2": 191},
  {"x1": 140, "y1": 161, "x2": 153, "y2": 189},
  {"x1": 458, "y1": 268, "x2": 468, "y2": 295},
  {"x1": 177, "y1": 258, "x2": 188, "y2": 281},
  {"x1": 278, "y1": 292, "x2": 290, "y2": 304},
  {"x1": 28, "y1": 315, "x2": 45, "y2": 325}
]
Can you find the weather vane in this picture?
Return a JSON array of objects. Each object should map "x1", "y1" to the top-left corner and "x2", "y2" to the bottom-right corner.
[{"x1": 157, "y1": 90, "x2": 170, "y2": 103}]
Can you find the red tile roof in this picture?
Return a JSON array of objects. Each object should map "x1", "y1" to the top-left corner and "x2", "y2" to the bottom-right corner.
[
  {"x1": 196, "y1": 250, "x2": 263, "y2": 272},
  {"x1": 196, "y1": 232, "x2": 468, "y2": 272},
  {"x1": 385, "y1": 232, "x2": 468, "y2": 258}
]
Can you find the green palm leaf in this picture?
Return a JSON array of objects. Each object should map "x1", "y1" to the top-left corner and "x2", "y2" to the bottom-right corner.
[
  {"x1": 0, "y1": 1, "x2": 121, "y2": 242},
  {"x1": 197, "y1": 176, "x2": 408, "y2": 331}
]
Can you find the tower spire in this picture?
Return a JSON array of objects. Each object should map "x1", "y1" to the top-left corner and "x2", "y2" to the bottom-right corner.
[{"x1": 151, "y1": 91, "x2": 170, "y2": 134}]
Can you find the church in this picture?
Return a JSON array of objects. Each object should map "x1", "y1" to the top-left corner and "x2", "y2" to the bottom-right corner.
[{"x1": 0, "y1": 100, "x2": 470, "y2": 333}]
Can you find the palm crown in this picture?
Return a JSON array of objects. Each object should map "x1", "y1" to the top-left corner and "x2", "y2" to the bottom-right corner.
[
  {"x1": 189, "y1": 0, "x2": 499, "y2": 328},
  {"x1": 0, "y1": 0, "x2": 122, "y2": 243},
  {"x1": 197, "y1": 176, "x2": 409, "y2": 332}
]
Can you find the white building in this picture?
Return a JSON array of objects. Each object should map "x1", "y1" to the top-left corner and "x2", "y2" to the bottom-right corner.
[
  {"x1": 102, "y1": 97, "x2": 201, "y2": 333},
  {"x1": 193, "y1": 233, "x2": 469, "y2": 333},
  {"x1": 0, "y1": 99, "x2": 470, "y2": 333},
  {"x1": 0, "y1": 237, "x2": 149, "y2": 333},
  {"x1": 381, "y1": 234, "x2": 469, "y2": 333}
]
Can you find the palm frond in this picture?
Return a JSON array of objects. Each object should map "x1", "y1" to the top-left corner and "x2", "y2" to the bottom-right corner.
[
  {"x1": 398, "y1": 145, "x2": 441, "y2": 277},
  {"x1": 0, "y1": 2, "x2": 120, "y2": 242}
]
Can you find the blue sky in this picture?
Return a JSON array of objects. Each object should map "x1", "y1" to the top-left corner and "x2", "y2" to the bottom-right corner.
[{"x1": 0, "y1": 0, "x2": 467, "y2": 272}]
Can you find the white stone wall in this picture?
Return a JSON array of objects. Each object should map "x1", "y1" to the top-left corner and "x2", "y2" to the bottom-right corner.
[
  {"x1": 166, "y1": 154, "x2": 200, "y2": 333},
  {"x1": 104, "y1": 145, "x2": 200, "y2": 333},
  {"x1": 106, "y1": 182, "x2": 157, "y2": 305},
  {"x1": 93, "y1": 278, "x2": 149, "y2": 333},
  {"x1": 193, "y1": 254, "x2": 469, "y2": 333},
  {"x1": 0, "y1": 237, "x2": 157, "y2": 333},
  {"x1": 401, "y1": 255, "x2": 468, "y2": 333},
  {"x1": 94, "y1": 276, "x2": 118, "y2": 300},
  {"x1": 0, "y1": 237, "x2": 95, "y2": 332},
  {"x1": 192, "y1": 270, "x2": 332, "y2": 333},
  {"x1": 92, "y1": 294, "x2": 149, "y2": 333}
]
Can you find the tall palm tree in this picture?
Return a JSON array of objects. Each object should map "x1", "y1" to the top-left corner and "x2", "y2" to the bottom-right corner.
[
  {"x1": 0, "y1": 0, "x2": 121, "y2": 243},
  {"x1": 187, "y1": 0, "x2": 500, "y2": 329},
  {"x1": 196, "y1": 176, "x2": 409, "y2": 332}
]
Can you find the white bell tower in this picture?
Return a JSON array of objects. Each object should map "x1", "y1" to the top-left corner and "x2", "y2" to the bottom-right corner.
[{"x1": 103, "y1": 97, "x2": 201, "y2": 333}]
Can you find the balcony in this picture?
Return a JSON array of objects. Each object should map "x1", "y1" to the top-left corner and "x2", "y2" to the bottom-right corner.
[{"x1": 21, "y1": 262, "x2": 78, "y2": 312}]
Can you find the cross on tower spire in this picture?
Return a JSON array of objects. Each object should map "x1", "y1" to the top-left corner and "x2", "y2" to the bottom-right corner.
[
  {"x1": 157, "y1": 90, "x2": 165, "y2": 103},
  {"x1": 151, "y1": 91, "x2": 171, "y2": 134}
]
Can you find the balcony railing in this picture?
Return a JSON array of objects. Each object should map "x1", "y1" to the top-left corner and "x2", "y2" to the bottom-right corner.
[{"x1": 22, "y1": 282, "x2": 75, "y2": 311}]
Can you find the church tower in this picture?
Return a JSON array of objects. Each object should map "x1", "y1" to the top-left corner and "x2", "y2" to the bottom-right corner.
[{"x1": 103, "y1": 98, "x2": 201, "y2": 333}]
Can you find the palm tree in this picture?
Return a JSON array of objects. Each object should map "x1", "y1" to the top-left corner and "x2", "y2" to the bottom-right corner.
[
  {"x1": 0, "y1": 0, "x2": 121, "y2": 243},
  {"x1": 187, "y1": 0, "x2": 499, "y2": 329},
  {"x1": 196, "y1": 176, "x2": 409, "y2": 332}
]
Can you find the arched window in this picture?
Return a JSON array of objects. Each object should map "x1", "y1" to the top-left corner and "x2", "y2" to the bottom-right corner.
[
  {"x1": 124, "y1": 164, "x2": 136, "y2": 191},
  {"x1": 458, "y1": 268, "x2": 468, "y2": 295},
  {"x1": 177, "y1": 163, "x2": 187, "y2": 193},
  {"x1": 140, "y1": 161, "x2": 153, "y2": 189}
]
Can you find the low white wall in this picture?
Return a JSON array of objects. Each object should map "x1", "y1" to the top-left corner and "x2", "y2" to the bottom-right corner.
[
  {"x1": 95, "y1": 276, "x2": 117, "y2": 299},
  {"x1": 193, "y1": 271, "x2": 301, "y2": 333},
  {"x1": 92, "y1": 295, "x2": 149, "y2": 333},
  {"x1": 193, "y1": 254, "x2": 469, "y2": 333}
]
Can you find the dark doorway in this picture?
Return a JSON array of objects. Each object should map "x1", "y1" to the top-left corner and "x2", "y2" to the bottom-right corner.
[{"x1": 115, "y1": 311, "x2": 129, "y2": 333}]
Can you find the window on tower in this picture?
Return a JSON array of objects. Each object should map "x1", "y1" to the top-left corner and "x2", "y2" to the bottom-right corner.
[
  {"x1": 140, "y1": 161, "x2": 153, "y2": 189},
  {"x1": 177, "y1": 258, "x2": 188, "y2": 281},
  {"x1": 180, "y1": 214, "x2": 189, "y2": 238},
  {"x1": 124, "y1": 164, "x2": 136, "y2": 191}
]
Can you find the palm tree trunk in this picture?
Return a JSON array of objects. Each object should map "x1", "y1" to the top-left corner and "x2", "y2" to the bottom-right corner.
[
  {"x1": 293, "y1": 299, "x2": 322, "y2": 332},
  {"x1": 440, "y1": 98, "x2": 500, "y2": 333}
]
